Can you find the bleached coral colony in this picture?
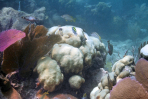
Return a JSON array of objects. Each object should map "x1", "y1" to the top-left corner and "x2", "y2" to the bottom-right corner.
[{"x1": 34, "y1": 25, "x2": 107, "y2": 92}]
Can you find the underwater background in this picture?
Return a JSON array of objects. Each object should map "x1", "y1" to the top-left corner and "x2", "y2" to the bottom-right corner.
[
  {"x1": 1, "y1": 0, "x2": 148, "y2": 41},
  {"x1": 0, "y1": 0, "x2": 148, "y2": 99}
]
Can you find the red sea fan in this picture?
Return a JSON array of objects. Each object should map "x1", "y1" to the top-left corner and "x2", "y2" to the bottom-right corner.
[{"x1": 0, "y1": 29, "x2": 26, "y2": 51}]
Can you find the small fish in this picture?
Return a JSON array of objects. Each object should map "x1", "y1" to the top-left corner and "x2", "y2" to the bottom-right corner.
[
  {"x1": 91, "y1": 32, "x2": 101, "y2": 40},
  {"x1": 61, "y1": 14, "x2": 76, "y2": 22},
  {"x1": 35, "y1": 89, "x2": 49, "y2": 99},
  {"x1": 72, "y1": 27, "x2": 77, "y2": 35},
  {"x1": 82, "y1": 93, "x2": 87, "y2": 99},
  {"x1": 40, "y1": 92, "x2": 49, "y2": 99},
  {"x1": 107, "y1": 40, "x2": 113, "y2": 55},
  {"x1": 21, "y1": 16, "x2": 38, "y2": 22}
]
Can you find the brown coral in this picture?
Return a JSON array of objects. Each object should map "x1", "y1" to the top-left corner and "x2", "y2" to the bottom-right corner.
[
  {"x1": 52, "y1": 94, "x2": 78, "y2": 99},
  {"x1": 1, "y1": 24, "x2": 62, "y2": 76},
  {"x1": 135, "y1": 58, "x2": 148, "y2": 91},
  {"x1": 36, "y1": 89, "x2": 77, "y2": 99},
  {"x1": 110, "y1": 77, "x2": 148, "y2": 99}
]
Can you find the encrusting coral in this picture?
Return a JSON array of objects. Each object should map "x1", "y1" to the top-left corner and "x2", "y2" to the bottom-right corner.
[
  {"x1": 110, "y1": 77, "x2": 148, "y2": 99},
  {"x1": 52, "y1": 93, "x2": 78, "y2": 99},
  {"x1": 135, "y1": 58, "x2": 148, "y2": 92},
  {"x1": 35, "y1": 89, "x2": 78, "y2": 99}
]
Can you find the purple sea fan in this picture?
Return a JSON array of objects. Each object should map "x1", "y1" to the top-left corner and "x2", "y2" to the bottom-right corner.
[{"x1": 0, "y1": 29, "x2": 26, "y2": 51}]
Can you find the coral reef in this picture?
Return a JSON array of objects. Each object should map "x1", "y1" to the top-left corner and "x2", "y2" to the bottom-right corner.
[
  {"x1": 0, "y1": 24, "x2": 106, "y2": 98},
  {"x1": 127, "y1": 23, "x2": 140, "y2": 41},
  {"x1": 112, "y1": 55, "x2": 135, "y2": 82},
  {"x1": 135, "y1": 58, "x2": 148, "y2": 92},
  {"x1": 91, "y1": 2, "x2": 112, "y2": 19},
  {"x1": 34, "y1": 25, "x2": 106, "y2": 93},
  {"x1": 34, "y1": 56, "x2": 64, "y2": 92},
  {"x1": 90, "y1": 55, "x2": 135, "y2": 99},
  {"x1": 0, "y1": 29, "x2": 26, "y2": 51},
  {"x1": 47, "y1": 25, "x2": 87, "y2": 47},
  {"x1": 58, "y1": 0, "x2": 81, "y2": 9},
  {"x1": 1, "y1": 24, "x2": 62, "y2": 75},
  {"x1": 0, "y1": 7, "x2": 46, "y2": 31},
  {"x1": 68, "y1": 75, "x2": 85, "y2": 89},
  {"x1": 47, "y1": 25, "x2": 106, "y2": 69},
  {"x1": 52, "y1": 93, "x2": 78, "y2": 99},
  {"x1": 52, "y1": 44, "x2": 84, "y2": 74},
  {"x1": 140, "y1": 44, "x2": 148, "y2": 59},
  {"x1": 110, "y1": 77, "x2": 148, "y2": 99},
  {"x1": 85, "y1": 2, "x2": 112, "y2": 23},
  {"x1": 0, "y1": 75, "x2": 22, "y2": 99}
]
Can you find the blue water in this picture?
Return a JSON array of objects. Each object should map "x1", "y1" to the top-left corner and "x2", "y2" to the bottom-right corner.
[
  {"x1": 0, "y1": 0, "x2": 148, "y2": 99},
  {"x1": 0, "y1": 0, "x2": 148, "y2": 41}
]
